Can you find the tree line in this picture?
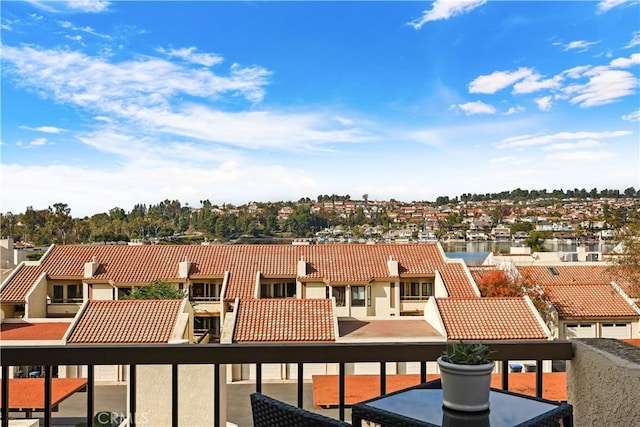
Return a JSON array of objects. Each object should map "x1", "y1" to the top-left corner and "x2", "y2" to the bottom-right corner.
[{"x1": 1, "y1": 187, "x2": 637, "y2": 246}]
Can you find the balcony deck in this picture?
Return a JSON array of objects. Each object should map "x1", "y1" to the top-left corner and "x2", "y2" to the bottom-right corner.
[{"x1": 1, "y1": 341, "x2": 575, "y2": 427}]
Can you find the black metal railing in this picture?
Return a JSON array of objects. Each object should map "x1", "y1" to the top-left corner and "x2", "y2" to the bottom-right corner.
[{"x1": 1, "y1": 340, "x2": 573, "y2": 427}]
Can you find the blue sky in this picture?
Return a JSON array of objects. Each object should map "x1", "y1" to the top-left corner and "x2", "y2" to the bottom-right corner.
[{"x1": 1, "y1": 0, "x2": 639, "y2": 217}]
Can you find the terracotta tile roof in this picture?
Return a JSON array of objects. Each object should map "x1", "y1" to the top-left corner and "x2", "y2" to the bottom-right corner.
[
  {"x1": 0, "y1": 264, "x2": 44, "y2": 303},
  {"x1": 542, "y1": 284, "x2": 639, "y2": 319},
  {"x1": 0, "y1": 243, "x2": 478, "y2": 303},
  {"x1": 0, "y1": 322, "x2": 70, "y2": 341},
  {"x1": 233, "y1": 298, "x2": 335, "y2": 342},
  {"x1": 517, "y1": 265, "x2": 613, "y2": 286},
  {"x1": 0, "y1": 378, "x2": 87, "y2": 410},
  {"x1": 435, "y1": 298, "x2": 549, "y2": 340},
  {"x1": 67, "y1": 300, "x2": 182, "y2": 344}
]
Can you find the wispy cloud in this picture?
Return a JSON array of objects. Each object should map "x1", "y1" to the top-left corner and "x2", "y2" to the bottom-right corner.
[
  {"x1": 557, "y1": 40, "x2": 599, "y2": 52},
  {"x1": 25, "y1": 0, "x2": 110, "y2": 13},
  {"x1": 409, "y1": 0, "x2": 486, "y2": 29},
  {"x1": 20, "y1": 125, "x2": 66, "y2": 134},
  {"x1": 596, "y1": 0, "x2": 628, "y2": 14},
  {"x1": 546, "y1": 151, "x2": 615, "y2": 161},
  {"x1": 457, "y1": 101, "x2": 497, "y2": 115},
  {"x1": 626, "y1": 31, "x2": 640, "y2": 48},
  {"x1": 567, "y1": 69, "x2": 637, "y2": 107},
  {"x1": 504, "y1": 106, "x2": 525, "y2": 115},
  {"x1": 498, "y1": 130, "x2": 631, "y2": 149},
  {"x1": 622, "y1": 109, "x2": 640, "y2": 122},
  {"x1": 156, "y1": 47, "x2": 224, "y2": 67},
  {"x1": 468, "y1": 68, "x2": 533, "y2": 94},
  {"x1": 542, "y1": 139, "x2": 603, "y2": 151},
  {"x1": 535, "y1": 96, "x2": 553, "y2": 111},
  {"x1": 17, "y1": 137, "x2": 48, "y2": 148},
  {"x1": 468, "y1": 52, "x2": 639, "y2": 108}
]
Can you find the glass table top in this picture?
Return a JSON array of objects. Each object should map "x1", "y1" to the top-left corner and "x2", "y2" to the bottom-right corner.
[{"x1": 360, "y1": 389, "x2": 562, "y2": 427}]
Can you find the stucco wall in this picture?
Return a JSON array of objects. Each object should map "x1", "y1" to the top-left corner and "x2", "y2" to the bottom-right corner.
[
  {"x1": 25, "y1": 273, "x2": 47, "y2": 319},
  {"x1": 567, "y1": 339, "x2": 640, "y2": 426},
  {"x1": 91, "y1": 283, "x2": 113, "y2": 300},
  {"x1": 304, "y1": 282, "x2": 326, "y2": 299}
]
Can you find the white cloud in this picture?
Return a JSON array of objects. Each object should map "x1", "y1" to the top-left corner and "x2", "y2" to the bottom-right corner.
[
  {"x1": 542, "y1": 139, "x2": 603, "y2": 151},
  {"x1": 504, "y1": 106, "x2": 525, "y2": 115},
  {"x1": 2, "y1": 44, "x2": 271, "y2": 107},
  {"x1": 547, "y1": 151, "x2": 615, "y2": 161},
  {"x1": 65, "y1": 0, "x2": 110, "y2": 13},
  {"x1": 468, "y1": 68, "x2": 533, "y2": 94},
  {"x1": 513, "y1": 74, "x2": 562, "y2": 94},
  {"x1": 29, "y1": 138, "x2": 48, "y2": 146},
  {"x1": 25, "y1": 0, "x2": 110, "y2": 13},
  {"x1": 534, "y1": 96, "x2": 553, "y2": 111},
  {"x1": 156, "y1": 47, "x2": 224, "y2": 67},
  {"x1": 561, "y1": 40, "x2": 598, "y2": 52},
  {"x1": 498, "y1": 130, "x2": 631, "y2": 149},
  {"x1": 457, "y1": 101, "x2": 497, "y2": 115},
  {"x1": 409, "y1": 0, "x2": 486, "y2": 28},
  {"x1": 622, "y1": 109, "x2": 640, "y2": 122},
  {"x1": 20, "y1": 125, "x2": 66, "y2": 134},
  {"x1": 563, "y1": 65, "x2": 592, "y2": 79},
  {"x1": 609, "y1": 53, "x2": 640, "y2": 68},
  {"x1": 334, "y1": 116, "x2": 354, "y2": 126},
  {"x1": 596, "y1": 0, "x2": 627, "y2": 14},
  {"x1": 626, "y1": 31, "x2": 640, "y2": 48},
  {"x1": 568, "y1": 70, "x2": 638, "y2": 107}
]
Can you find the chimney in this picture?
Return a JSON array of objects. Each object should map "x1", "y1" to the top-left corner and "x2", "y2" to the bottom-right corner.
[
  {"x1": 387, "y1": 254, "x2": 399, "y2": 277},
  {"x1": 297, "y1": 256, "x2": 307, "y2": 276},
  {"x1": 84, "y1": 256, "x2": 100, "y2": 279},
  {"x1": 179, "y1": 257, "x2": 191, "y2": 279}
]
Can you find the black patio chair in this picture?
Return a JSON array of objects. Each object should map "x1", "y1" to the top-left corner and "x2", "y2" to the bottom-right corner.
[{"x1": 250, "y1": 392, "x2": 351, "y2": 427}]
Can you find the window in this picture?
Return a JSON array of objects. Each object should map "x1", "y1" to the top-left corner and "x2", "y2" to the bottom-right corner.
[
  {"x1": 191, "y1": 282, "x2": 222, "y2": 301},
  {"x1": 260, "y1": 282, "x2": 296, "y2": 298},
  {"x1": 400, "y1": 281, "x2": 434, "y2": 300},
  {"x1": 333, "y1": 287, "x2": 346, "y2": 307},
  {"x1": 548, "y1": 267, "x2": 560, "y2": 275},
  {"x1": 52, "y1": 285, "x2": 64, "y2": 302},
  {"x1": 351, "y1": 286, "x2": 366, "y2": 307},
  {"x1": 67, "y1": 284, "x2": 82, "y2": 301}
]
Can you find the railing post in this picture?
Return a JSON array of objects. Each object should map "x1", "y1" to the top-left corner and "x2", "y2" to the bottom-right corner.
[
  {"x1": 420, "y1": 360, "x2": 427, "y2": 383},
  {"x1": 44, "y1": 366, "x2": 52, "y2": 427},
  {"x1": 214, "y1": 363, "x2": 220, "y2": 427},
  {"x1": 501, "y1": 360, "x2": 509, "y2": 391},
  {"x1": 172, "y1": 364, "x2": 178, "y2": 426},
  {"x1": 87, "y1": 365, "x2": 94, "y2": 427},
  {"x1": 2, "y1": 365, "x2": 8, "y2": 427},
  {"x1": 339, "y1": 362, "x2": 346, "y2": 421},
  {"x1": 297, "y1": 362, "x2": 304, "y2": 408},
  {"x1": 536, "y1": 360, "x2": 543, "y2": 398},
  {"x1": 255, "y1": 363, "x2": 262, "y2": 393},
  {"x1": 129, "y1": 365, "x2": 136, "y2": 427},
  {"x1": 380, "y1": 361, "x2": 386, "y2": 396}
]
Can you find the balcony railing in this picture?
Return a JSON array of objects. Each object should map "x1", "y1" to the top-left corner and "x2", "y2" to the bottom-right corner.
[{"x1": 1, "y1": 341, "x2": 574, "y2": 427}]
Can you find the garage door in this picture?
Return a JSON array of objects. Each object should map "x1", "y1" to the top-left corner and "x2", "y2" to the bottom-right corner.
[
  {"x1": 564, "y1": 323, "x2": 596, "y2": 339},
  {"x1": 95, "y1": 365, "x2": 120, "y2": 382},
  {"x1": 601, "y1": 323, "x2": 630, "y2": 339}
]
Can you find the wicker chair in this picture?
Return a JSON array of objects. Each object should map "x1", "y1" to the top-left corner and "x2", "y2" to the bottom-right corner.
[{"x1": 250, "y1": 392, "x2": 352, "y2": 427}]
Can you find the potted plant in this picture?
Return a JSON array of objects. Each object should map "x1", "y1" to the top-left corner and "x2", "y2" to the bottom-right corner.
[{"x1": 437, "y1": 341, "x2": 495, "y2": 412}]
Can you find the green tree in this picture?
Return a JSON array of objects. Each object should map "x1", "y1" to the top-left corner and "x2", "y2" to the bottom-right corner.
[
  {"x1": 121, "y1": 280, "x2": 186, "y2": 300},
  {"x1": 525, "y1": 230, "x2": 552, "y2": 252}
]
